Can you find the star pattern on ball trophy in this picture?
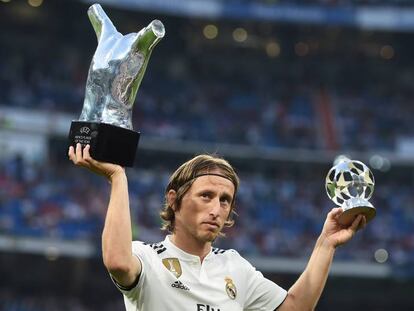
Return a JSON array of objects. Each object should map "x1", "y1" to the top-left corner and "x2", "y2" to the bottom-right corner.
[
  {"x1": 68, "y1": 3, "x2": 165, "y2": 166},
  {"x1": 325, "y1": 157, "x2": 376, "y2": 226}
]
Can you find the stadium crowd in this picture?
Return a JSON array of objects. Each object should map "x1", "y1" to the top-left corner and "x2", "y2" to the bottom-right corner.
[
  {"x1": 1, "y1": 153, "x2": 413, "y2": 265},
  {"x1": 2, "y1": 16, "x2": 414, "y2": 153}
]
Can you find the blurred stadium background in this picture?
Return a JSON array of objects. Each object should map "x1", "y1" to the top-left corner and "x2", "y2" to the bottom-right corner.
[{"x1": 1, "y1": 0, "x2": 414, "y2": 309}]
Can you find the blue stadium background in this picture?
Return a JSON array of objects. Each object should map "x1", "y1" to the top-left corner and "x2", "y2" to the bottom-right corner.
[{"x1": 1, "y1": 0, "x2": 414, "y2": 309}]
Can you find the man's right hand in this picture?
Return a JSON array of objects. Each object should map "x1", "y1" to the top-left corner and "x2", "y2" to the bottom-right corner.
[{"x1": 68, "y1": 143, "x2": 125, "y2": 181}]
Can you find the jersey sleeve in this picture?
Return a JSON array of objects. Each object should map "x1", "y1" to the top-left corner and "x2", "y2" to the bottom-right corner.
[
  {"x1": 110, "y1": 241, "x2": 151, "y2": 303},
  {"x1": 234, "y1": 251, "x2": 287, "y2": 311}
]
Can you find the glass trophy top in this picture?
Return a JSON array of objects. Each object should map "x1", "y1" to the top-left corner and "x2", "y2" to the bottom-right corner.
[{"x1": 325, "y1": 158, "x2": 375, "y2": 206}]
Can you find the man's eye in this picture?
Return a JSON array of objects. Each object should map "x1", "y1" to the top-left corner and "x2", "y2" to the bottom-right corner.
[{"x1": 220, "y1": 198, "x2": 231, "y2": 205}]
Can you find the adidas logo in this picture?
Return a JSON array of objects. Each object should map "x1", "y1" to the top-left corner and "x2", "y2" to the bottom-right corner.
[{"x1": 171, "y1": 280, "x2": 190, "y2": 291}]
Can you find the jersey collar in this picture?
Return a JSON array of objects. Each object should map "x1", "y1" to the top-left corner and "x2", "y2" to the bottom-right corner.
[{"x1": 164, "y1": 235, "x2": 213, "y2": 262}]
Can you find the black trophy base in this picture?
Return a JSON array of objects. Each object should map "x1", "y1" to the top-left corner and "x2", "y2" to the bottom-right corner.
[{"x1": 68, "y1": 121, "x2": 140, "y2": 167}]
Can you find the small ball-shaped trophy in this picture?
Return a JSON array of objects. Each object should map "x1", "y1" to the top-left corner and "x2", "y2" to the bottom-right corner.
[{"x1": 325, "y1": 157, "x2": 376, "y2": 226}]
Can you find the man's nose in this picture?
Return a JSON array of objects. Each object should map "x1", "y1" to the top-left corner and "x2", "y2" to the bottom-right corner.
[{"x1": 209, "y1": 198, "x2": 221, "y2": 217}]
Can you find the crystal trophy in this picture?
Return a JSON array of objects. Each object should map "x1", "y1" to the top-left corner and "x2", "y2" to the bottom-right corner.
[{"x1": 325, "y1": 157, "x2": 376, "y2": 226}]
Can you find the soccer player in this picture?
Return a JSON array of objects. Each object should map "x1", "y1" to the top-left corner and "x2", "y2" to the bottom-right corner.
[{"x1": 69, "y1": 143, "x2": 366, "y2": 311}]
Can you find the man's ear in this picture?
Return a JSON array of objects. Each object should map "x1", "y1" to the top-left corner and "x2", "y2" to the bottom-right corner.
[{"x1": 167, "y1": 189, "x2": 177, "y2": 211}]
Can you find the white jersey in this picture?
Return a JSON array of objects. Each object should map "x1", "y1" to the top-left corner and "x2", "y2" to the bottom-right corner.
[{"x1": 112, "y1": 236, "x2": 287, "y2": 311}]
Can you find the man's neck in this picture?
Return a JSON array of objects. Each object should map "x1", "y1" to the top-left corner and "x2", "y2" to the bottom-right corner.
[{"x1": 170, "y1": 232, "x2": 212, "y2": 262}]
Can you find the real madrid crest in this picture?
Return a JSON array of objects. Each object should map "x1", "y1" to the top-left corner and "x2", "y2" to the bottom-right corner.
[
  {"x1": 224, "y1": 276, "x2": 237, "y2": 300},
  {"x1": 162, "y1": 258, "x2": 182, "y2": 278}
]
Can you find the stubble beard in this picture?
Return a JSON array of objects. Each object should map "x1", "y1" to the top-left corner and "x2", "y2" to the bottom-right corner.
[
  {"x1": 197, "y1": 226, "x2": 222, "y2": 243},
  {"x1": 180, "y1": 221, "x2": 222, "y2": 245}
]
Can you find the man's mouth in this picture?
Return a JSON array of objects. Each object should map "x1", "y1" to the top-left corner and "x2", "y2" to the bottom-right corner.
[{"x1": 202, "y1": 221, "x2": 220, "y2": 229}]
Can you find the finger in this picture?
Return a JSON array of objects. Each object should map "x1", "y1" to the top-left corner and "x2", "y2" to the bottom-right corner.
[
  {"x1": 83, "y1": 144, "x2": 95, "y2": 163},
  {"x1": 68, "y1": 146, "x2": 75, "y2": 162},
  {"x1": 328, "y1": 207, "x2": 343, "y2": 220},
  {"x1": 358, "y1": 215, "x2": 367, "y2": 231},
  {"x1": 83, "y1": 145, "x2": 102, "y2": 168},
  {"x1": 349, "y1": 214, "x2": 363, "y2": 232},
  {"x1": 75, "y1": 143, "x2": 84, "y2": 164},
  {"x1": 87, "y1": 4, "x2": 117, "y2": 42},
  {"x1": 362, "y1": 215, "x2": 367, "y2": 226}
]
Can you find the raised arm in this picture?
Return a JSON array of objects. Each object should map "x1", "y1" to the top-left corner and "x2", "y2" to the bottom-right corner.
[
  {"x1": 277, "y1": 208, "x2": 366, "y2": 311},
  {"x1": 68, "y1": 143, "x2": 141, "y2": 287}
]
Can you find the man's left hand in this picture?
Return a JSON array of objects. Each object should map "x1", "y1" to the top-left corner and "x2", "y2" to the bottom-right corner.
[{"x1": 320, "y1": 207, "x2": 366, "y2": 248}]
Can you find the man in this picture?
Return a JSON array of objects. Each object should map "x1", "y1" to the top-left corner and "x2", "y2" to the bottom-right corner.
[{"x1": 69, "y1": 143, "x2": 366, "y2": 311}]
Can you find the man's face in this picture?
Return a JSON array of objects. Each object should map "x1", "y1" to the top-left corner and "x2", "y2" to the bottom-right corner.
[{"x1": 173, "y1": 171, "x2": 235, "y2": 243}]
